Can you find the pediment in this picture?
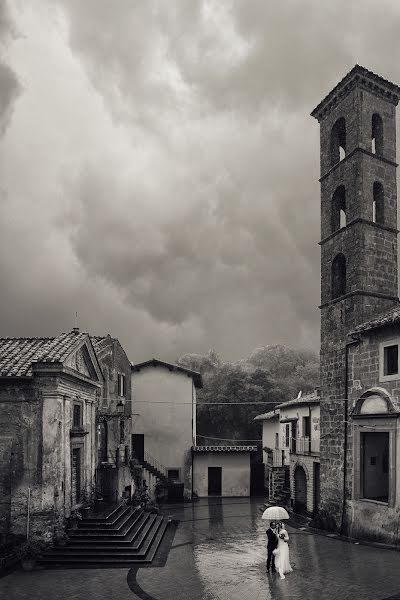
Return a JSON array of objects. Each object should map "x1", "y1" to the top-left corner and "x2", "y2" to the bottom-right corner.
[{"x1": 65, "y1": 343, "x2": 100, "y2": 381}]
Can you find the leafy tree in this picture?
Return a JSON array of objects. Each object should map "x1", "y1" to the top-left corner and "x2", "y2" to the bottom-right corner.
[{"x1": 177, "y1": 345, "x2": 319, "y2": 446}]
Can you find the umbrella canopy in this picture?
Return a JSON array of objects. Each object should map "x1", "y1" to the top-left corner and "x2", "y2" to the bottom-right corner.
[{"x1": 261, "y1": 506, "x2": 289, "y2": 521}]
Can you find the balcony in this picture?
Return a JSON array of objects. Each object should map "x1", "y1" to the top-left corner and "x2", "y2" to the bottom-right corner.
[
  {"x1": 295, "y1": 437, "x2": 320, "y2": 455},
  {"x1": 265, "y1": 448, "x2": 284, "y2": 467}
]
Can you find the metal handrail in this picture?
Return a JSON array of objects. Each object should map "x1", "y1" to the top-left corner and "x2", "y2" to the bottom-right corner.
[
  {"x1": 296, "y1": 437, "x2": 320, "y2": 455},
  {"x1": 143, "y1": 450, "x2": 167, "y2": 477}
]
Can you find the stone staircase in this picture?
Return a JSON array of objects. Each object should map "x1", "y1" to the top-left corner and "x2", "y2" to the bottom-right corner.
[{"x1": 40, "y1": 503, "x2": 171, "y2": 567}]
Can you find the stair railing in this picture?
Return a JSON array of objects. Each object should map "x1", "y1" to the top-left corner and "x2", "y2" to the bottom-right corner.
[{"x1": 142, "y1": 450, "x2": 168, "y2": 478}]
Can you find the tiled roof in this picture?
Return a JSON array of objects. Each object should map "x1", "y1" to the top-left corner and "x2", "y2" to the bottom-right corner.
[
  {"x1": 192, "y1": 445, "x2": 258, "y2": 452},
  {"x1": 351, "y1": 304, "x2": 400, "y2": 335},
  {"x1": 131, "y1": 358, "x2": 203, "y2": 389},
  {"x1": 311, "y1": 65, "x2": 400, "y2": 121},
  {"x1": 277, "y1": 392, "x2": 320, "y2": 410},
  {"x1": 0, "y1": 331, "x2": 88, "y2": 377},
  {"x1": 254, "y1": 410, "x2": 279, "y2": 421}
]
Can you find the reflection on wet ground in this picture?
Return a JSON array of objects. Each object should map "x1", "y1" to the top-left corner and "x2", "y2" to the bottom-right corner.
[{"x1": 137, "y1": 498, "x2": 400, "y2": 600}]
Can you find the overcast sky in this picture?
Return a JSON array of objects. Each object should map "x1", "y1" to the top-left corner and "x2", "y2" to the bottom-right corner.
[{"x1": 1, "y1": 1, "x2": 400, "y2": 363}]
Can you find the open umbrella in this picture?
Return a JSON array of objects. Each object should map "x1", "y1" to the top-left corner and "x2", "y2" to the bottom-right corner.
[{"x1": 261, "y1": 506, "x2": 289, "y2": 521}]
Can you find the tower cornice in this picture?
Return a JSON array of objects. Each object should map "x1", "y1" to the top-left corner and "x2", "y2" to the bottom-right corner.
[
  {"x1": 319, "y1": 146, "x2": 398, "y2": 183},
  {"x1": 311, "y1": 65, "x2": 400, "y2": 123},
  {"x1": 319, "y1": 218, "x2": 399, "y2": 246}
]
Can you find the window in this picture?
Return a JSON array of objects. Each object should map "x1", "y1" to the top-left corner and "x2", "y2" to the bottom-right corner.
[
  {"x1": 372, "y1": 182, "x2": 384, "y2": 225},
  {"x1": 361, "y1": 432, "x2": 389, "y2": 502},
  {"x1": 379, "y1": 340, "x2": 400, "y2": 381},
  {"x1": 384, "y1": 345, "x2": 398, "y2": 376},
  {"x1": 303, "y1": 416, "x2": 311, "y2": 438},
  {"x1": 330, "y1": 117, "x2": 346, "y2": 166},
  {"x1": 285, "y1": 424, "x2": 290, "y2": 448},
  {"x1": 275, "y1": 432, "x2": 279, "y2": 449},
  {"x1": 118, "y1": 373, "x2": 126, "y2": 397},
  {"x1": 167, "y1": 469, "x2": 180, "y2": 481},
  {"x1": 371, "y1": 113, "x2": 383, "y2": 155},
  {"x1": 331, "y1": 185, "x2": 346, "y2": 232},
  {"x1": 120, "y1": 419, "x2": 125, "y2": 444},
  {"x1": 72, "y1": 448, "x2": 82, "y2": 505},
  {"x1": 331, "y1": 253, "x2": 346, "y2": 299},
  {"x1": 72, "y1": 403, "x2": 82, "y2": 429}
]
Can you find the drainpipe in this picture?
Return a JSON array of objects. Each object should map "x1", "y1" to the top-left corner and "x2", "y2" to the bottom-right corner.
[{"x1": 340, "y1": 335, "x2": 360, "y2": 535}]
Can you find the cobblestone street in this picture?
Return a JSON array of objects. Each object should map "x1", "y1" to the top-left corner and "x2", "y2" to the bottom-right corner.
[{"x1": 2, "y1": 499, "x2": 400, "y2": 600}]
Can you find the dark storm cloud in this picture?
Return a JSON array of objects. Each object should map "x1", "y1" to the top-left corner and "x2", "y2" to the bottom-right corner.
[{"x1": 1, "y1": 0, "x2": 400, "y2": 361}]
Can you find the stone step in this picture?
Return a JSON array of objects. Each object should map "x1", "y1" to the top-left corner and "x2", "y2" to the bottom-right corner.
[
  {"x1": 70, "y1": 508, "x2": 142, "y2": 538},
  {"x1": 41, "y1": 517, "x2": 167, "y2": 565},
  {"x1": 63, "y1": 514, "x2": 158, "y2": 551},
  {"x1": 67, "y1": 512, "x2": 151, "y2": 545},
  {"x1": 78, "y1": 503, "x2": 127, "y2": 527}
]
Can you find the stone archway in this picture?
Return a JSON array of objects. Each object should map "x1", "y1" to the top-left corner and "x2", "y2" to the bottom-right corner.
[{"x1": 294, "y1": 465, "x2": 307, "y2": 514}]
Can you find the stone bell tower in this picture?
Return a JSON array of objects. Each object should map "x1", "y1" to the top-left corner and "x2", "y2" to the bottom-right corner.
[{"x1": 311, "y1": 65, "x2": 400, "y2": 525}]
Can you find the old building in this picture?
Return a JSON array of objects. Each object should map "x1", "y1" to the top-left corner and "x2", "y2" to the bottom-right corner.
[
  {"x1": 192, "y1": 446, "x2": 257, "y2": 497},
  {"x1": 131, "y1": 358, "x2": 202, "y2": 500},
  {"x1": 256, "y1": 391, "x2": 320, "y2": 515},
  {"x1": 0, "y1": 330, "x2": 103, "y2": 542},
  {"x1": 312, "y1": 65, "x2": 400, "y2": 543},
  {"x1": 92, "y1": 335, "x2": 134, "y2": 504}
]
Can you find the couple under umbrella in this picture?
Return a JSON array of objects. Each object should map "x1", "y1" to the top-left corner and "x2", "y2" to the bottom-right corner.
[{"x1": 262, "y1": 506, "x2": 293, "y2": 579}]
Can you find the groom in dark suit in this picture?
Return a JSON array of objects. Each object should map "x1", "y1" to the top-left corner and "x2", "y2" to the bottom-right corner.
[{"x1": 266, "y1": 521, "x2": 278, "y2": 573}]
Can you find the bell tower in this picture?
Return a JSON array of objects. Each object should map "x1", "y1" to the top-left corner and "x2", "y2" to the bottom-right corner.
[{"x1": 311, "y1": 66, "x2": 400, "y2": 525}]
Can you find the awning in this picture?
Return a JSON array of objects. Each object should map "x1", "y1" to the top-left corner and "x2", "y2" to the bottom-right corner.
[{"x1": 280, "y1": 417, "x2": 298, "y2": 423}]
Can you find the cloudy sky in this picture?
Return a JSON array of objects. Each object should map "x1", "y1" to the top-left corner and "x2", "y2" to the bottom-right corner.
[{"x1": 1, "y1": 1, "x2": 400, "y2": 363}]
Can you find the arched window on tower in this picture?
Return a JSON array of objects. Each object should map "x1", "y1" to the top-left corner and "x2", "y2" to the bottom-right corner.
[
  {"x1": 332, "y1": 253, "x2": 346, "y2": 299},
  {"x1": 372, "y1": 181, "x2": 384, "y2": 225},
  {"x1": 331, "y1": 185, "x2": 346, "y2": 232},
  {"x1": 330, "y1": 117, "x2": 346, "y2": 166},
  {"x1": 371, "y1": 113, "x2": 383, "y2": 155}
]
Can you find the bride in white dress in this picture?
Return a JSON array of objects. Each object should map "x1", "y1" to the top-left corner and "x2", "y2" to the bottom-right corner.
[{"x1": 273, "y1": 523, "x2": 293, "y2": 579}]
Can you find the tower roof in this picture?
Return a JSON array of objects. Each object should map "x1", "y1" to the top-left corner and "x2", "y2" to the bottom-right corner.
[{"x1": 311, "y1": 65, "x2": 400, "y2": 122}]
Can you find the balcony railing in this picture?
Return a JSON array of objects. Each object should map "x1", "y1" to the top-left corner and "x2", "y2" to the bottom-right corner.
[
  {"x1": 295, "y1": 437, "x2": 320, "y2": 455},
  {"x1": 266, "y1": 448, "x2": 284, "y2": 467}
]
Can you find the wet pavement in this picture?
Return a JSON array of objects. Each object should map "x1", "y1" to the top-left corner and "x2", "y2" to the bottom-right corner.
[{"x1": 1, "y1": 498, "x2": 400, "y2": 600}]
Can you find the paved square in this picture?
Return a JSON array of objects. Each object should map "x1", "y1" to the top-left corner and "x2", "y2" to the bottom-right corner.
[{"x1": 1, "y1": 499, "x2": 399, "y2": 600}]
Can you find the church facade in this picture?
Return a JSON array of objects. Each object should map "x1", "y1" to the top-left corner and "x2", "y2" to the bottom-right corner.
[{"x1": 312, "y1": 65, "x2": 400, "y2": 544}]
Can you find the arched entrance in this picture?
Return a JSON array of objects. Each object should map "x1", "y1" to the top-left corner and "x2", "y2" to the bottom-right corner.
[{"x1": 294, "y1": 465, "x2": 307, "y2": 514}]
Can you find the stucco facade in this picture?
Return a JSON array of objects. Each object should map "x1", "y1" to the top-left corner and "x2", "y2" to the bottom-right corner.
[
  {"x1": 0, "y1": 332, "x2": 103, "y2": 542},
  {"x1": 131, "y1": 360, "x2": 201, "y2": 499},
  {"x1": 192, "y1": 448, "x2": 253, "y2": 497}
]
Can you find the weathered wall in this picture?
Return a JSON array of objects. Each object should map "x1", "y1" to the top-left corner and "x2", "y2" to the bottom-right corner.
[
  {"x1": 0, "y1": 380, "x2": 41, "y2": 541},
  {"x1": 192, "y1": 452, "x2": 250, "y2": 497},
  {"x1": 131, "y1": 366, "x2": 195, "y2": 498},
  {"x1": 96, "y1": 337, "x2": 134, "y2": 501}
]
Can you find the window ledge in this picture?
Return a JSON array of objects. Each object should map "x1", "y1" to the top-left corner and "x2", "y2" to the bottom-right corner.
[
  {"x1": 358, "y1": 497, "x2": 388, "y2": 506},
  {"x1": 70, "y1": 428, "x2": 89, "y2": 437}
]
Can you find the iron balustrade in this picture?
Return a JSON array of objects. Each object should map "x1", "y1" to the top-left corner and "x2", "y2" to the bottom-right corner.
[{"x1": 296, "y1": 437, "x2": 320, "y2": 455}]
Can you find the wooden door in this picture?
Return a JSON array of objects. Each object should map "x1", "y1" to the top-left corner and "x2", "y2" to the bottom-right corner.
[
  {"x1": 132, "y1": 434, "x2": 144, "y2": 462},
  {"x1": 71, "y1": 448, "x2": 81, "y2": 505},
  {"x1": 313, "y1": 462, "x2": 320, "y2": 514},
  {"x1": 208, "y1": 467, "x2": 222, "y2": 495}
]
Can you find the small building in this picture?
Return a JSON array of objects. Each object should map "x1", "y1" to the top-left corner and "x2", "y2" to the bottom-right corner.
[
  {"x1": 0, "y1": 330, "x2": 103, "y2": 542},
  {"x1": 254, "y1": 410, "x2": 285, "y2": 502},
  {"x1": 255, "y1": 391, "x2": 320, "y2": 515},
  {"x1": 277, "y1": 393, "x2": 320, "y2": 515},
  {"x1": 192, "y1": 446, "x2": 257, "y2": 497},
  {"x1": 131, "y1": 358, "x2": 202, "y2": 500},
  {"x1": 92, "y1": 335, "x2": 134, "y2": 504}
]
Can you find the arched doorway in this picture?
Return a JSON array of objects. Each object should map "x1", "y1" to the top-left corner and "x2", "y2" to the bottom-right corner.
[{"x1": 294, "y1": 465, "x2": 307, "y2": 514}]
